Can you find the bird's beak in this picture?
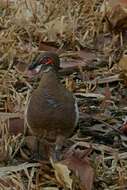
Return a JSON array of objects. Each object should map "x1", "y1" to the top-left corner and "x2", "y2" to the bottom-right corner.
[{"x1": 25, "y1": 64, "x2": 43, "y2": 78}]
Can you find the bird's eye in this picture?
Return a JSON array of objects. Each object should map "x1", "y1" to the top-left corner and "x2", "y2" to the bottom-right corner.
[
  {"x1": 39, "y1": 57, "x2": 53, "y2": 65},
  {"x1": 46, "y1": 58, "x2": 53, "y2": 64}
]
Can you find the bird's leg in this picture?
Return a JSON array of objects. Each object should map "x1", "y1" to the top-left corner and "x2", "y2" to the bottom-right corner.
[
  {"x1": 29, "y1": 137, "x2": 41, "y2": 161},
  {"x1": 37, "y1": 137, "x2": 52, "y2": 160},
  {"x1": 53, "y1": 135, "x2": 65, "y2": 161},
  {"x1": 37, "y1": 137, "x2": 41, "y2": 159},
  {"x1": 28, "y1": 134, "x2": 54, "y2": 161}
]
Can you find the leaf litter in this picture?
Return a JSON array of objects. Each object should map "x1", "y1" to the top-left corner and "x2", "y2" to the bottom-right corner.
[{"x1": 0, "y1": 0, "x2": 127, "y2": 189}]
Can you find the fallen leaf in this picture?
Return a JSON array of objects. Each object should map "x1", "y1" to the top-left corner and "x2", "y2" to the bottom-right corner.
[
  {"x1": 38, "y1": 41, "x2": 59, "y2": 52},
  {"x1": 53, "y1": 147, "x2": 94, "y2": 190},
  {"x1": 105, "y1": 0, "x2": 127, "y2": 30},
  {"x1": 61, "y1": 50, "x2": 97, "y2": 69},
  {"x1": 52, "y1": 160, "x2": 72, "y2": 189}
]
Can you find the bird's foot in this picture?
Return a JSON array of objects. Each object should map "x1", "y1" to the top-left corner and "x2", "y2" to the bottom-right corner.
[{"x1": 52, "y1": 135, "x2": 65, "y2": 161}]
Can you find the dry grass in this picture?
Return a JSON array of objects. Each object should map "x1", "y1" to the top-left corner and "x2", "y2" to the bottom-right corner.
[{"x1": 0, "y1": 0, "x2": 127, "y2": 189}]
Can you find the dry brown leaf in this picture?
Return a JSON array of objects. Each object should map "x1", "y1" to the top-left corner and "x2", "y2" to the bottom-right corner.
[
  {"x1": 52, "y1": 159, "x2": 72, "y2": 189},
  {"x1": 61, "y1": 50, "x2": 96, "y2": 69},
  {"x1": 38, "y1": 41, "x2": 59, "y2": 52},
  {"x1": 59, "y1": 148, "x2": 94, "y2": 190},
  {"x1": 105, "y1": 0, "x2": 127, "y2": 30}
]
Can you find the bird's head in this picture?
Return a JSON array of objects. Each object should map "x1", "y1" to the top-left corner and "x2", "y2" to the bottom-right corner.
[{"x1": 27, "y1": 52, "x2": 60, "y2": 77}]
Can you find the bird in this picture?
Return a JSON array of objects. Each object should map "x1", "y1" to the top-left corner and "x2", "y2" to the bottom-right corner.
[{"x1": 25, "y1": 51, "x2": 79, "y2": 159}]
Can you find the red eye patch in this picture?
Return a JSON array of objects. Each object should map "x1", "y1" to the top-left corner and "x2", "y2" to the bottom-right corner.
[
  {"x1": 46, "y1": 58, "x2": 53, "y2": 64},
  {"x1": 39, "y1": 57, "x2": 53, "y2": 65}
]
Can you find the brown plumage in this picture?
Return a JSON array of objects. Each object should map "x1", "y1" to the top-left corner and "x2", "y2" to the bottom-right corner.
[{"x1": 25, "y1": 52, "x2": 79, "y2": 158}]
